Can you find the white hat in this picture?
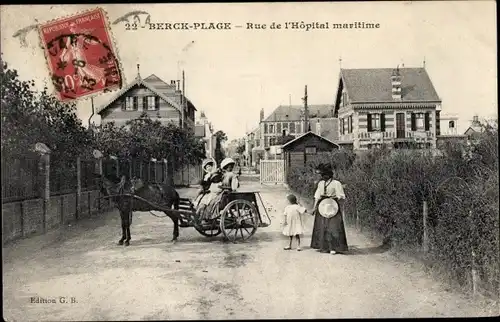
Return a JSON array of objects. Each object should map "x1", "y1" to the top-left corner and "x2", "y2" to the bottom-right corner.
[
  {"x1": 202, "y1": 158, "x2": 216, "y2": 171},
  {"x1": 220, "y1": 158, "x2": 235, "y2": 170}
]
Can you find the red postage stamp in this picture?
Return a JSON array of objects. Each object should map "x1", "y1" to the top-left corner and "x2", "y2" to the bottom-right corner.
[{"x1": 38, "y1": 8, "x2": 122, "y2": 102}]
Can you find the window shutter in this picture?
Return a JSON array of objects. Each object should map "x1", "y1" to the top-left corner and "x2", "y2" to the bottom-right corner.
[
  {"x1": 367, "y1": 114, "x2": 373, "y2": 132},
  {"x1": 411, "y1": 113, "x2": 416, "y2": 131},
  {"x1": 424, "y1": 112, "x2": 430, "y2": 131},
  {"x1": 435, "y1": 111, "x2": 441, "y2": 135},
  {"x1": 133, "y1": 97, "x2": 138, "y2": 110},
  {"x1": 380, "y1": 113, "x2": 386, "y2": 132},
  {"x1": 155, "y1": 96, "x2": 160, "y2": 110}
]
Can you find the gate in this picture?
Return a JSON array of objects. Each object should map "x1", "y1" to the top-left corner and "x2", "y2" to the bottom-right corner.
[{"x1": 259, "y1": 160, "x2": 285, "y2": 184}]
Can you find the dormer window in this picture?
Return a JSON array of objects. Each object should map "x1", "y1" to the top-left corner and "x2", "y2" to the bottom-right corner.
[{"x1": 449, "y1": 120, "x2": 455, "y2": 128}]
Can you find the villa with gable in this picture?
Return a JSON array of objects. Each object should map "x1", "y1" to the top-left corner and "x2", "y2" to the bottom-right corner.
[
  {"x1": 97, "y1": 66, "x2": 197, "y2": 132},
  {"x1": 334, "y1": 66, "x2": 443, "y2": 150}
]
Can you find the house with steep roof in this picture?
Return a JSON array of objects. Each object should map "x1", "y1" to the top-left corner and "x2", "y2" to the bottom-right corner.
[
  {"x1": 245, "y1": 104, "x2": 339, "y2": 164},
  {"x1": 334, "y1": 66, "x2": 442, "y2": 150},
  {"x1": 97, "y1": 66, "x2": 196, "y2": 132},
  {"x1": 254, "y1": 104, "x2": 338, "y2": 147}
]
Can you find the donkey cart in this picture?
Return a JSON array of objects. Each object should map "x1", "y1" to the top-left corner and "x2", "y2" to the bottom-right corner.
[{"x1": 113, "y1": 189, "x2": 272, "y2": 243}]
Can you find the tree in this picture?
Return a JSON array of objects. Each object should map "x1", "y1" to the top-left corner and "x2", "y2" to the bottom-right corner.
[
  {"x1": 276, "y1": 134, "x2": 295, "y2": 145},
  {"x1": 214, "y1": 130, "x2": 227, "y2": 166},
  {"x1": 94, "y1": 112, "x2": 206, "y2": 165},
  {"x1": 236, "y1": 141, "x2": 246, "y2": 155},
  {"x1": 1, "y1": 57, "x2": 93, "y2": 161}
]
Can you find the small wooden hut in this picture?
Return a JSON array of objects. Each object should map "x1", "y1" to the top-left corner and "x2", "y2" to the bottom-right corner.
[{"x1": 282, "y1": 131, "x2": 340, "y2": 176}]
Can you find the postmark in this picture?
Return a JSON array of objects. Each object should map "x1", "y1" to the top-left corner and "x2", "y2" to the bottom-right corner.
[{"x1": 38, "y1": 8, "x2": 123, "y2": 102}]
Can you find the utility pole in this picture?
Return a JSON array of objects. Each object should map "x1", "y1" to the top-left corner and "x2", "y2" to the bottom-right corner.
[
  {"x1": 302, "y1": 85, "x2": 309, "y2": 132},
  {"x1": 88, "y1": 97, "x2": 95, "y2": 129},
  {"x1": 182, "y1": 70, "x2": 186, "y2": 129}
]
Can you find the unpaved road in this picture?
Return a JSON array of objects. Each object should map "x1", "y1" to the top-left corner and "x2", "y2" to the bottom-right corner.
[{"x1": 3, "y1": 182, "x2": 496, "y2": 320}]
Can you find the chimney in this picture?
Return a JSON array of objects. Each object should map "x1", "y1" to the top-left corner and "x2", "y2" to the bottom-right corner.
[
  {"x1": 316, "y1": 119, "x2": 321, "y2": 136},
  {"x1": 472, "y1": 115, "x2": 479, "y2": 125},
  {"x1": 260, "y1": 108, "x2": 264, "y2": 122},
  {"x1": 391, "y1": 66, "x2": 402, "y2": 100}
]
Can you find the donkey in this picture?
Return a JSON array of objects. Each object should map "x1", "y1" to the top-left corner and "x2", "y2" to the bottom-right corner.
[{"x1": 95, "y1": 173, "x2": 181, "y2": 246}]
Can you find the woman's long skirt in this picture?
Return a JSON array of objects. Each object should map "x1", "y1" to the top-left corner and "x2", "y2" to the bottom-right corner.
[{"x1": 310, "y1": 209, "x2": 349, "y2": 252}]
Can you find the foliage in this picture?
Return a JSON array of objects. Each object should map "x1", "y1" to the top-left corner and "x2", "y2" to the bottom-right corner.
[
  {"x1": 276, "y1": 134, "x2": 295, "y2": 145},
  {"x1": 236, "y1": 141, "x2": 246, "y2": 155},
  {"x1": 287, "y1": 128, "x2": 499, "y2": 297},
  {"x1": 214, "y1": 130, "x2": 227, "y2": 166},
  {"x1": 93, "y1": 112, "x2": 206, "y2": 165},
  {"x1": 1, "y1": 58, "x2": 93, "y2": 162}
]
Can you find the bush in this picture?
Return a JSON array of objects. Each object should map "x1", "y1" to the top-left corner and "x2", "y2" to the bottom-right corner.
[{"x1": 287, "y1": 128, "x2": 499, "y2": 298}]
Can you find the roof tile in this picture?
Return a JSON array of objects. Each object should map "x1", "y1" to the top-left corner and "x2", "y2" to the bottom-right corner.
[{"x1": 341, "y1": 68, "x2": 440, "y2": 102}]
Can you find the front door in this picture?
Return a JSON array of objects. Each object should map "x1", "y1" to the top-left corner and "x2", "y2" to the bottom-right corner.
[{"x1": 396, "y1": 113, "x2": 405, "y2": 138}]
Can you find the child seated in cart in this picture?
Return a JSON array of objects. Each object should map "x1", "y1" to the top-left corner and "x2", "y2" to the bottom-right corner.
[
  {"x1": 196, "y1": 158, "x2": 239, "y2": 221},
  {"x1": 194, "y1": 159, "x2": 222, "y2": 208}
]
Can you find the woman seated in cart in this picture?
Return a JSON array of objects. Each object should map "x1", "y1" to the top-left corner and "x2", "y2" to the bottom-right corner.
[{"x1": 195, "y1": 157, "x2": 239, "y2": 219}]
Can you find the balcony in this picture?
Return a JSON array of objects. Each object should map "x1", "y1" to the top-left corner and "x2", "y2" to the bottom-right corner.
[
  {"x1": 340, "y1": 131, "x2": 433, "y2": 142},
  {"x1": 359, "y1": 131, "x2": 433, "y2": 140},
  {"x1": 438, "y1": 128, "x2": 460, "y2": 136}
]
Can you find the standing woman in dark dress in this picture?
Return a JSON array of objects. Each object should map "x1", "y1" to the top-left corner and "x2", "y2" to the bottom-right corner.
[{"x1": 310, "y1": 164, "x2": 349, "y2": 254}]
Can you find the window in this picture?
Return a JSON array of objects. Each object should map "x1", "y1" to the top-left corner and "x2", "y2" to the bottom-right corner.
[
  {"x1": 342, "y1": 91, "x2": 347, "y2": 107},
  {"x1": 348, "y1": 115, "x2": 353, "y2": 133},
  {"x1": 283, "y1": 122, "x2": 288, "y2": 130},
  {"x1": 144, "y1": 96, "x2": 156, "y2": 110},
  {"x1": 277, "y1": 123, "x2": 282, "y2": 133},
  {"x1": 269, "y1": 124, "x2": 275, "y2": 134},
  {"x1": 411, "y1": 112, "x2": 430, "y2": 131},
  {"x1": 264, "y1": 123, "x2": 268, "y2": 134},
  {"x1": 296, "y1": 122, "x2": 302, "y2": 133},
  {"x1": 124, "y1": 97, "x2": 134, "y2": 110},
  {"x1": 305, "y1": 146, "x2": 317, "y2": 154},
  {"x1": 270, "y1": 137, "x2": 276, "y2": 146},
  {"x1": 449, "y1": 121, "x2": 455, "y2": 129},
  {"x1": 289, "y1": 122, "x2": 295, "y2": 133},
  {"x1": 416, "y1": 113, "x2": 424, "y2": 129},
  {"x1": 367, "y1": 113, "x2": 386, "y2": 132}
]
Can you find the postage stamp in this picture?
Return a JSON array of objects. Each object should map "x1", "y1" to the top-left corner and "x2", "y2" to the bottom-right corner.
[{"x1": 38, "y1": 7, "x2": 123, "y2": 102}]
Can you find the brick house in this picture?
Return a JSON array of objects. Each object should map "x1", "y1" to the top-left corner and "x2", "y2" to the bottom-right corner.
[{"x1": 335, "y1": 66, "x2": 442, "y2": 150}]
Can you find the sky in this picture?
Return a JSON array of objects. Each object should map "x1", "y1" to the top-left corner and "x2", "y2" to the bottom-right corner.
[{"x1": 1, "y1": 1, "x2": 497, "y2": 141}]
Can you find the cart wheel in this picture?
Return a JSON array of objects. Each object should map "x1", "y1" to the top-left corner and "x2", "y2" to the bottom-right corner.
[{"x1": 220, "y1": 200, "x2": 259, "y2": 243}]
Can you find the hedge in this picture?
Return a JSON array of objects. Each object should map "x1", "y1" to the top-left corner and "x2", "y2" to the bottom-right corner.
[{"x1": 287, "y1": 124, "x2": 499, "y2": 298}]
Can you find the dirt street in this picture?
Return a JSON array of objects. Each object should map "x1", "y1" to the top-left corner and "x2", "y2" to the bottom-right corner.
[{"x1": 2, "y1": 182, "x2": 496, "y2": 320}]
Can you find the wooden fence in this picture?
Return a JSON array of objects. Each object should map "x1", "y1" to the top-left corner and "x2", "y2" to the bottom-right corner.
[
  {"x1": 260, "y1": 160, "x2": 285, "y2": 184},
  {"x1": 101, "y1": 158, "x2": 203, "y2": 187},
  {"x1": 1, "y1": 155, "x2": 113, "y2": 244}
]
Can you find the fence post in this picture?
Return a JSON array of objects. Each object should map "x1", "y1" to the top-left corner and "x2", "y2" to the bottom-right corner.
[
  {"x1": 128, "y1": 159, "x2": 133, "y2": 179},
  {"x1": 35, "y1": 143, "x2": 51, "y2": 234},
  {"x1": 115, "y1": 159, "x2": 120, "y2": 177},
  {"x1": 470, "y1": 210, "x2": 479, "y2": 297},
  {"x1": 41, "y1": 151, "x2": 50, "y2": 233},
  {"x1": 423, "y1": 200, "x2": 429, "y2": 253},
  {"x1": 76, "y1": 156, "x2": 81, "y2": 220},
  {"x1": 356, "y1": 208, "x2": 360, "y2": 231}
]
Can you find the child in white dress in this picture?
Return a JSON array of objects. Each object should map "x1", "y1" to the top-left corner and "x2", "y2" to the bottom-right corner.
[{"x1": 282, "y1": 194, "x2": 308, "y2": 251}]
